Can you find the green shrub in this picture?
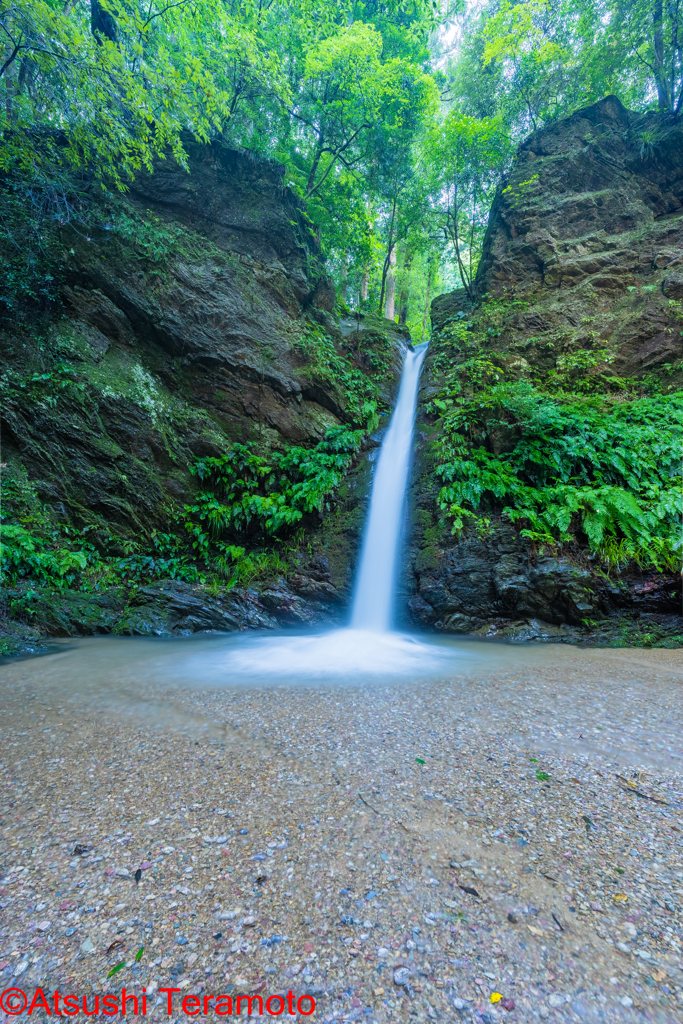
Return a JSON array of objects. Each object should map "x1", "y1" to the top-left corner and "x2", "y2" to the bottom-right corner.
[
  {"x1": 0, "y1": 524, "x2": 200, "y2": 590},
  {"x1": 433, "y1": 377, "x2": 682, "y2": 569},
  {"x1": 1, "y1": 524, "x2": 94, "y2": 588},
  {"x1": 183, "y1": 426, "x2": 363, "y2": 556}
]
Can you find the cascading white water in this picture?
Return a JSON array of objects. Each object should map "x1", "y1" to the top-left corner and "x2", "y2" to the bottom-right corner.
[
  {"x1": 217, "y1": 340, "x2": 447, "y2": 681},
  {"x1": 351, "y1": 344, "x2": 427, "y2": 632}
]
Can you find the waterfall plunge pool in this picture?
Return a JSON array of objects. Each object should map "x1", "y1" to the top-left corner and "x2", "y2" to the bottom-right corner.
[{"x1": 3, "y1": 630, "x2": 682, "y2": 769}]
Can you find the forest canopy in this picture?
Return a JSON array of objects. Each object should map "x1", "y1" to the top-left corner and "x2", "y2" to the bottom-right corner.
[{"x1": 1, "y1": 0, "x2": 683, "y2": 325}]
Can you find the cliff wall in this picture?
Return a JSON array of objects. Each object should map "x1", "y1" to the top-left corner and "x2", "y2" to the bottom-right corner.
[
  {"x1": 1, "y1": 144, "x2": 407, "y2": 650},
  {"x1": 406, "y1": 97, "x2": 683, "y2": 645}
]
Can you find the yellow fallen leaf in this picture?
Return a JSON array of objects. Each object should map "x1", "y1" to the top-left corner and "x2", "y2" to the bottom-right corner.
[
  {"x1": 651, "y1": 970, "x2": 666, "y2": 982},
  {"x1": 527, "y1": 925, "x2": 544, "y2": 936},
  {"x1": 613, "y1": 893, "x2": 628, "y2": 903},
  {"x1": 490, "y1": 992, "x2": 502, "y2": 1003}
]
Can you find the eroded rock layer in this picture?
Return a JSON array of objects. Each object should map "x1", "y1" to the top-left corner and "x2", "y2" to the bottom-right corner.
[
  {"x1": 406, "y1": 97, "x2": 683, "y2": 644},
  {"x1": 1, "y1": 145, "x2": 407, "y2": 646}
]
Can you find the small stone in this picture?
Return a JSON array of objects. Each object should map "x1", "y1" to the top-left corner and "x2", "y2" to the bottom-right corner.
[
  {"x1": 616, "y1": 942, "x2": 631, "y2": 954},
  {"x1": 373, "y1": 987, "x2": 385, "y2": 996},
  {"x1": 453, "y1": 997, "x2": 466, "y2": 1009},
  {"x1": 13, "y1": 961, "x2": 28, "y2": 977},
  {"x1": 620, "y1": 996, "x2": 634, "y2": 1007},
  {"x1": 394, "y1": 966, "x2": 411, "y2": 987},
  {"x1": 80, "y1": 939, "x2": 95, "y2": 953},
  {"x1": 177, "y1": 936, "x2": 189, "y2": 945},
  {"x1": 36, "y1": 920, "x2": 51, "y2": 931},
  {"x1": 548, "y1": 993, "x2": 565, "y2": 1007}
]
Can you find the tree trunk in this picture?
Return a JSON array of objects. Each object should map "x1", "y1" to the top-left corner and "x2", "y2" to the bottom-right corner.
[
  {"x1": 91, "y1": 0, "x2": 117, "y2": 42},
  {"x1": 384, "y1": 247, "x2": 397, "y2": 321},
  {"x1": 306, "y1": 140, "x2": 324, "y2": 196},
  {"x1": 340, "y1": 254, "x2": 348, "y2": 306},
  {"x1": 421, "y1": 257, "x2": 434, "y2": 342},
  {"x1": 361, "y1": 270, "x2": 369, "y2": 303},
  {"x1": 398, "y1": 251, "x2": 412, "y2": 325},
  {"x1": 653, "y1": 0, "x2": 669, "y2": 110},
  {"x1": 378, "y1": 206, "x2": 397, "y2": 314}
]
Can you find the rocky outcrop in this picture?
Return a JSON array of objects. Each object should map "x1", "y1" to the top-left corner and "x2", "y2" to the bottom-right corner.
[
  {"x1": 0, "y1": 143, "x2": 408, "y2": 647},
  {"x1": 476, "y1": 95, "x2": 683, "y2": 377},
  {"x1": 405, "y1": 98, "x2": 683, "y2": 644}
]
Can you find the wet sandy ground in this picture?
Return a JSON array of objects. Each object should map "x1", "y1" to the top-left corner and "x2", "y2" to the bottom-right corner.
[{"x1": 0, "y1": 636, "x2": 682, "y2": 1024}]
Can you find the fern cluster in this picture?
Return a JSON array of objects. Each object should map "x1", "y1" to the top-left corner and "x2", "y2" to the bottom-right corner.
[
  {"x1": 0, "y1": 524, "x2": 200, "y2": 592},
  {"x1": 182, "y1": 426, "x2": 364, "y2": 560},
  {"x1": 433, "y1": 376, "x2": 682, "y2": 569}
]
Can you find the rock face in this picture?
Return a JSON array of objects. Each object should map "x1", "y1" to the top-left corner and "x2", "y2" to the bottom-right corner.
[
  {"x1": 405, "y1": 97, "x2": 683, "y2": 643},
  {"x1": 476, "y1": 95, "x2": 683, "y2": 376},
  {"x1": 1, "y1": 143, "x2": 408, "y2": 644}
]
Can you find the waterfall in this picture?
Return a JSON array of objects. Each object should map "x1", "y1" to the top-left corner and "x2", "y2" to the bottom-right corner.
[
  {"x1": 218, "y1": 341, "x2": 448, "y2": 679},
  {"x1": 351, "y1": 344, "x2": 427, "y2": 632}
]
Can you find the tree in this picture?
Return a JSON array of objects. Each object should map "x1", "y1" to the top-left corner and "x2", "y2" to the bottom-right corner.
[
  {"x1": 424, "y1": 112, "x2": 509, "y2": 299},
  {"x1": 362, "y1": 64, "x2": 436, "y2": 315},
  {"x1": 609, "y1": 0, "x2": 683, "y2": 113}
]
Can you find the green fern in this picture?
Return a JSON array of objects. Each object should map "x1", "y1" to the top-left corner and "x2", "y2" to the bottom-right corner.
[{"x1": 433, "y1": 379, "x2": 682, "y2": 569}]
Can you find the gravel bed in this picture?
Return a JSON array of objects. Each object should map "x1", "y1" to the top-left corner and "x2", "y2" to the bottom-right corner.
[{"x1": 0, "y1": 641, "x2": 681, "y2": 1023}]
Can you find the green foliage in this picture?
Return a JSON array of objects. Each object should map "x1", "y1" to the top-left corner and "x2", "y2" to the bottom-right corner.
[
  {"x1": 183, "y1": 426, "x2": 363, "y2": 555},
  {"x1": 294, "y1": 326, "x2": 383, "y2": 427},
  {"x1": 423, "y1": 113, "x2": 510, "y2": 298},
  {"x1": 1, "y1": 524, "x2": 91, "y2": 589},
  {"x1": 432, "y1": 371, "x2": 682, "y2": 569},
  {"x1": 0, "y1": 523, "x2": 201, "y2": 591},
  {"x1": 0, "y1": 0, "x2": 439, "y2": 306}
]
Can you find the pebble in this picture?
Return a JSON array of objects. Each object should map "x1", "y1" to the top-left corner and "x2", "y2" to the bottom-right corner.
[{"x1": 0, "y1": 641, "x2": 681, "y2": 1024}]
